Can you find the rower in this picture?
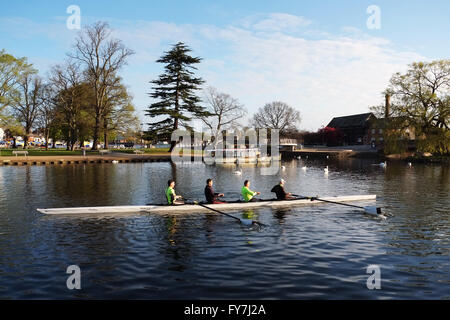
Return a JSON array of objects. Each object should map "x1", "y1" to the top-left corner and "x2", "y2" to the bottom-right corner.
[
  {"x1": 271, "y1": 179, "x2": 295, "y2": 200},
  {"x1": 204, "y1": 178, "x2": 226, "y2": 204},
  {"x1": 166, "y1": 179, "x2": 184, "y2": 205},
  {"x1": 241, "y1": 180, "x2": 261, "y2": 202}
]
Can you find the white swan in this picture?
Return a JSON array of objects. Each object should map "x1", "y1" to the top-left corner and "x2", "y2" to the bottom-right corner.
[
  {"x1": 324, "y1": 166, "x2": 329, "y2": 173},
  {"x1": 112, "y1": 160, "x2": 119, "y2": 164},
  {"x1": 379, "y1": 161, "x2": 387, "y2": 167},
  {"x1": 234, "y1": 169, "x2": 242, "y2": 175},
  {"x1": 301, "y1": 165, "x2": 307, "y2": 170}
]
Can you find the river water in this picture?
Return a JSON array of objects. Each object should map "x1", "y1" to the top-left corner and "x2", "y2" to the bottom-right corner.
[{"x1": 0, "y1": 159, "x2": 448, "y2": 299}]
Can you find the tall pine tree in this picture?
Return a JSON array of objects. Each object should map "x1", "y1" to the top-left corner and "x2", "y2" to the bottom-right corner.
[{"x1": 146, "y1": 42, "x2": 210, "y2": 152}]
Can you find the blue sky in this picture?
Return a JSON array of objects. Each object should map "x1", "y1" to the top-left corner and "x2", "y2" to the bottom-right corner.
[{"x1": 1, "y1": 0, "x2": 449, "y2": 130}]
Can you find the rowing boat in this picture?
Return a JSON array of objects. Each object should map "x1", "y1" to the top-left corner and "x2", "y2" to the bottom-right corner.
[{"x1": 37, "y1": 194, "x2": 376, "y2": 215}]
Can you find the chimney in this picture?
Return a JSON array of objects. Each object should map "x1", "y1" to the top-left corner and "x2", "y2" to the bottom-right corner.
[{"x1": 385, "y1": 93, "x2": 391, "y2": 118}]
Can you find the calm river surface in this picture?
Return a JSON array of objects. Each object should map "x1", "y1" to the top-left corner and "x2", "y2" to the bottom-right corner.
[{"x1": 0, "y1": 159, "x2": 448, "y2": 299}]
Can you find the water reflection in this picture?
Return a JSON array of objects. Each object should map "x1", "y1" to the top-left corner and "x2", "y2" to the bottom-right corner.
[
  {"x1": 0, "y1": 160, "x2": 448, "y2": 299},
  {"x1": 272, "y1": 208, "x2": 293, "y2": 224}
]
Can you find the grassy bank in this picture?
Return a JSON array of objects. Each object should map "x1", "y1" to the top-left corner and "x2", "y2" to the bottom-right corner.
[
  {"x1": 0, "y1": 149, "x2": 83, "y2": 156},
  {"x1": 0, "y1": 148, "x2": 171, "y2": 156}
]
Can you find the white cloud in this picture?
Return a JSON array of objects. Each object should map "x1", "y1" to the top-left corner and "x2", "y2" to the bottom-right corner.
[{"x1": 243, "y1": 13, "x2": 312, "y2": 32}]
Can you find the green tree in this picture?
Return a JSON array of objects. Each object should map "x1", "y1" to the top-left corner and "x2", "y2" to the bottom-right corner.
[
  {"x1": 50, "y1": 62, "x2": 93, "y2": 150},
  {"x1": 35, "y1": 84, "x2": 56, "y2": 150},
  {"x1": 146, "y1": 42, "x2": 210, "y2": 152},
  {"x1": 0, "y1": 50, "x2": 34, "y2": 119},
  {"x1": 2, "y1": 119, "x2": 25, "y2": 148},
  {"x1": 372, "y1": 60, "x2": 450, "y2": 155},
  {"x1": 102, "y1": 77, "x2": 138, "y2": 148},
  {"x1": 10, "y1": 73, "x2": 43, "y2": 149},
  {"x1": 55, "y1": 82, "x2": 95, "y2": 151}
]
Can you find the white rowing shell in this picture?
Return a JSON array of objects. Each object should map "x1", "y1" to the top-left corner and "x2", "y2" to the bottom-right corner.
[{"x1": 37, "y1": 195, "x2": 376, "y2": 215}]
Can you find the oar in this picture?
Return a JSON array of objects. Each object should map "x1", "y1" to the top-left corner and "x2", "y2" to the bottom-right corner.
[
  {"x1": 292, "y1": 194, "x2": 383, "y2": 217},
  {"x1": 194, "y1": 202, "x2": 264, "y2": 226},
  {"x1": 145, "y1": 199, "x2": 261, "y2": 226}
]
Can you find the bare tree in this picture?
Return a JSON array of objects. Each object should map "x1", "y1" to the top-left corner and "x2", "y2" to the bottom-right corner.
[
  {"x1": 252, "y1": 101, "x2": 301, "y2": 134},
  {"x1": 69, "y1": 21, "x2": 134, "y2": 150},
  {"x1": 49, "y1": 61, "x2": 86, "y2": 151},
  {"x1": 200, "y1": 87, "x2": 246, "y2": 136},
  {"x1": 36, "y1": 84, "x2": 56, "y2": 150},
  {"x1": 11, "y1": 73, "x2": 43, "y2": 148}
]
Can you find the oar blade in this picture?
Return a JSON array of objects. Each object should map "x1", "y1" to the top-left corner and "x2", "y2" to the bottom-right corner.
[
  {"x1": 364, "y1": 206, "x2": 382, "y2": 216},
  {"x1": 240, "y1": 218, "x2": 254, "y2": 226}
]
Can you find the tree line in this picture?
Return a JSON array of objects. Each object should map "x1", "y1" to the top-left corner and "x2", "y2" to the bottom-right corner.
[
  {"x1": 0, "y1": 22, "x2": 139, "y2": 150},
  {"x1": 1, "y1": 32, "x2": 302, "y2": 152}
]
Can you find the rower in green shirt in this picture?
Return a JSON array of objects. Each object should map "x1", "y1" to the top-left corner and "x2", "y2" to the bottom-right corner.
[
  {"x1": 241, "y1": 180, "x2": 261, "y2": 202},
  {"x1": 166, "y1": 179, "x2": 184, "y2": 205}
]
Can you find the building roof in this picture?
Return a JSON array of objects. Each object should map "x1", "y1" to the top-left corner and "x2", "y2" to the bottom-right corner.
[{"x1": 327, "y1": 113, "x2": 375, "y2": 128}]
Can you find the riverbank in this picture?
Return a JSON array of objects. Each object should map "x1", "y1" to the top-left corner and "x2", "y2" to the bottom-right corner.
[
  {"x1": 283, "y1": 147, "x2": 450, "y2": 164},
  {"x1": 0, "y1": 148, "x2": 170, "y2": 157},
  {"x1": 2, "y1": 148, "x2": 448, "y2": 166},
  {"x1": 404, "y1": 154, "x2": 450, "y2": 164},
  {"x1": 0, "y1": 152, "x2": 173, "y2": 166},
  {"x1": 282, "y1": 147, "x2": 379, "y2": 160}
]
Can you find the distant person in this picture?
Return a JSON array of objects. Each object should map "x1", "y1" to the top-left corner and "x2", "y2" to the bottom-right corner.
[
  {"x1": 241, "y1": 180, "x2": 261, "y2": 202},
  {"x1": 204, "y1": 179, "x2": 226, "y2": 204},
  {"x1": 166, "y1": 180, "x2": 184, "y2": 205},
  {"x1": 271, "y1": 179, "x2": 295, "y2": 200}
]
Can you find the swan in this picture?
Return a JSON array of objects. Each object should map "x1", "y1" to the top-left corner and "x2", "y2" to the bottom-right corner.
[
  {"x1": 379, "y1": 161, "x2": 387, "y2": 167},
  {"x1": 234, "y1": 169, "x2": 242, "y2": 175},
  {"x1": 407, "y1": 162, "x2": 412, "y2": 167},
  {"x1": 301, "y1": 165, "x2": 307, "y2": 170},
  {"x1": 324, "y1": 166, "x2": 329, "y2": 173},
  {"x1": 112, "y1": 160, "x2": 119, "y2": 164}
]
